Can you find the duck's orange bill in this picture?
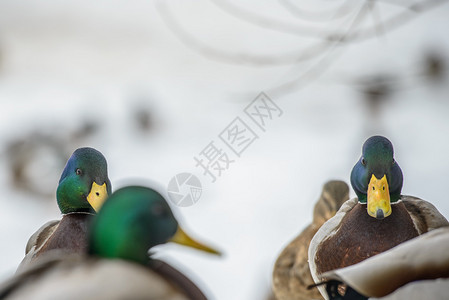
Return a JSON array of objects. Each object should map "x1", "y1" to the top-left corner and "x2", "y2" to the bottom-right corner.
[
  {"x1": 367, "y1": 174, "x2": 391, "y2": 220},
  {"x1": 170, "y1": 226, "x2": 221, "y2": 256},
  {"x1": 87, "y1": 182, "x2": 108, "y2": 212}
]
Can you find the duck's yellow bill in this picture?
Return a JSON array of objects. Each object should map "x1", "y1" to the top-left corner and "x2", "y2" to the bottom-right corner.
[
  {"x1": 87, "y1": 182, "x2": 108, "y2": 212},
  {"x1": 170, "y1": 227, "x2": 221, "y2": 256},
  {"x1": 367, "y1": 174, "x2": 391, "y2": 219}
]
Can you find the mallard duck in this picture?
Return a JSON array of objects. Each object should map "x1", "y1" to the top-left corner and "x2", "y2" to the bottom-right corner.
[
  {"x1": 17, "y1": 147, "x2": 111, "y2": 272},
  {"x1": 315, "y1": 227, "x2": 449, "y2": 299},
  {"x1": 272, "y1": 180, "x2": 350, "y2": 300},
  {"x1": 308, "y1": 136, "x2": 449, "y2": 298},
  {"x1": 1, "y1": 186, "x2": 220, "y2": 300}
]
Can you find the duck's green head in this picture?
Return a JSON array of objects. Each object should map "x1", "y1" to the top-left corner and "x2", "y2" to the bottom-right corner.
[
  {"x1": 56, "y1": 147, "x2": 111, "y2": 214},
  {"x1": 88, "y1": 186, "x2": 220, "y2": 264},
  {"x1": 350, "y1": 136, "x2": 403, "y2": 220}
]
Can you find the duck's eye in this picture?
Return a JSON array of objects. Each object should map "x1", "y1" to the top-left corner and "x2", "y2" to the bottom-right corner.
[
  {"x1": 383, "y1": 186, "x2": 385, "y2": 191},
  {"x1": 151, "y1": 204, "x2": 169, "y2": 217},
  {"x1": 75, "y1": 168, "x2": 83, "y2": 176},
  {"x1": 361, "y1": 158, "x2": 366, "y2": 166}
]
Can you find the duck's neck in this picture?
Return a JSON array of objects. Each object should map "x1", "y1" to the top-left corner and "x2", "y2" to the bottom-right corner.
[{"x1": 39, "y1": 213, "x2": 93, "y2": 256}]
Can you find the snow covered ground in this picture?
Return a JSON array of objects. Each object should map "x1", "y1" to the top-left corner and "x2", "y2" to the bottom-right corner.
[{"x1": 0, "y1": 1, "x2": 449, "y2": 299}]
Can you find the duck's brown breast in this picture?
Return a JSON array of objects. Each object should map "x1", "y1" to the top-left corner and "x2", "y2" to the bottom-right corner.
[
  {"x1": 315, "y1": 202, "x2": 418, "y2": 275},
  {"x1": 38, "y1": 214, "x2": 92, "y2": 256}
]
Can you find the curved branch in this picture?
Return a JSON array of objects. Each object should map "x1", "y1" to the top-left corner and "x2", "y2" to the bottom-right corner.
[
  {"x1": 209, "y1": 0, "x2": 335, "y2": 39},
  {"x1": 278, "y1": 0, "x2": 355, "y2": 22},
  {"x1": 156, "y1": 0, "x2": 448, "y2": 74},
  {"x1": 329, "y1": 0, "x2": 449, "y2": 42},
  {"x1": 156, "y1": 1, "x2": 334, "y2": 66},
  {"x1": 367, "y1": 0, "x2": 386, "y2": 37},
  {"x1": 268, "y1": 2, "x2": 372, "y2": 96},
  {"x1": 209, "y1": 0, "x2": 448, "y2": 43}
]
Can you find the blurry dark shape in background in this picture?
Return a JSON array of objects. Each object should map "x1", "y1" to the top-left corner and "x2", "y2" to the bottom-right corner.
[
  {"x1": 135, "y1": 108, "x2": 153, "y2": 132},
  {"x1": 324, "y1": 48, "x2": 449, "y2": 135},
  {"x1": 4, "y1": 120, "x2": 100, "y2": 199},
  {"x1": 6, "y1": 133, "x2": 67, "y2": 199},
  {"x1": 132, "y1": 104, "x2": 154, "y2": 134},
  {"x1": 422, "y1": 50, "x2": 447, "y2": 84},
  {"x1": 2, "y1": 97, "x2": 162, "y2": 200},
  {"x1": 355, "y1": 50, "x2": 449, "y2": 123},
  {"x1": 70, "y1": 120, "x2": 100, "y2": 142},
  {"x1": 128, "y1": 94, "x2": 161, "y2": 135},
  {"x1": 359, "y1": 74, "x2": 395, "y2": 118}
]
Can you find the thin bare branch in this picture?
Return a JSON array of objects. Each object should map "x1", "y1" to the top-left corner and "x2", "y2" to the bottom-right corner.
[
  {"x1": 278, "y1": 0, "x2": 355, "y2": 22},
  {"x1": 333, "y1": 0, "x2": 449, "y2": 42},
  {"x1": 209, "y1": 0, "x2": 333, "y2": 39},
  {"x1": 156, "y1": 0, "x2": 448, "y2": 96},
  {"x1": 156, "y1": 1, "x2": 333, "y2": 66},
  {"x1": 368, "y1": 0, "x2": 387, "y2": 38},
  {"x1": 268, "y1": 2, "x2": 372, "y2": 96},
  {"x1": 209, "y1": 0, "x2": 448, "y2": 43},
  {"x1": 375, "y1": 0, "x2": 421, "y2": 10}
]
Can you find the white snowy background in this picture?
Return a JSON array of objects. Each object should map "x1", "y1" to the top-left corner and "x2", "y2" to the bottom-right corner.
[{"x1": 0, "y1": 1, "x2": 449, "y2": 299}]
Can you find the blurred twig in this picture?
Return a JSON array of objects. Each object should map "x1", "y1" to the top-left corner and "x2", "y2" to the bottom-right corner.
[
  {"x1": 208, "y1": 0, "x2": 340, "y2": 39},
  {"x1": 278, "y1": 0, "x2": 354, "y2": 22},
  {"x1": 157, "y1": 0, "x2": 448, "y2": 96},
  {"x1": 208, "y1": 0, "x2": 448, "y2": 43},
  {"x1": 375, "y1": 0, "x2": 422, "y2": 9},
  {"x1": 268, "y1": 1, "x2": 372, "y2": 96},
  {"x1": 158, "y1": 0, "x2": 448, "y2": 67},
  {"x1": 368, "y1": 0, "x2": 387, "y2": 38},
  {"x1": 332, "y1": 0, "x2": 449, "y2": 42},
  {"x1": 156, "y1": 1, "x2": 332, "y2": 66}
]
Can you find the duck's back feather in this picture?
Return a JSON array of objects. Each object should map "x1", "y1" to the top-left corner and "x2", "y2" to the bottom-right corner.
[
  {"x1": 377, "y1": 278, "x2": 449, "y2": 300},
  {"x1": 272, "y1": 180, "x2": 349, "y2": 300},
  {"x1": 401, "y1": 196, "x2": 449, "y2": 234},
  {"x1": 17, "y1": 220, "x2": 60, "y2": 274},
  {"x1": 272, "y1": 223, "x2": 321, "y2": 300},
  {"x1": 3, "y1": 253, "x2": 206, "y2": 300},
  {"x1": 17, "y1": 214, "x2": 92, "y2": 274},
  {"x1": 318, "y1": 227, "x2": 449, "y2": 298},
  {"x1": 24, "y1": 220, "x2": 59, "y2": 255}
]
